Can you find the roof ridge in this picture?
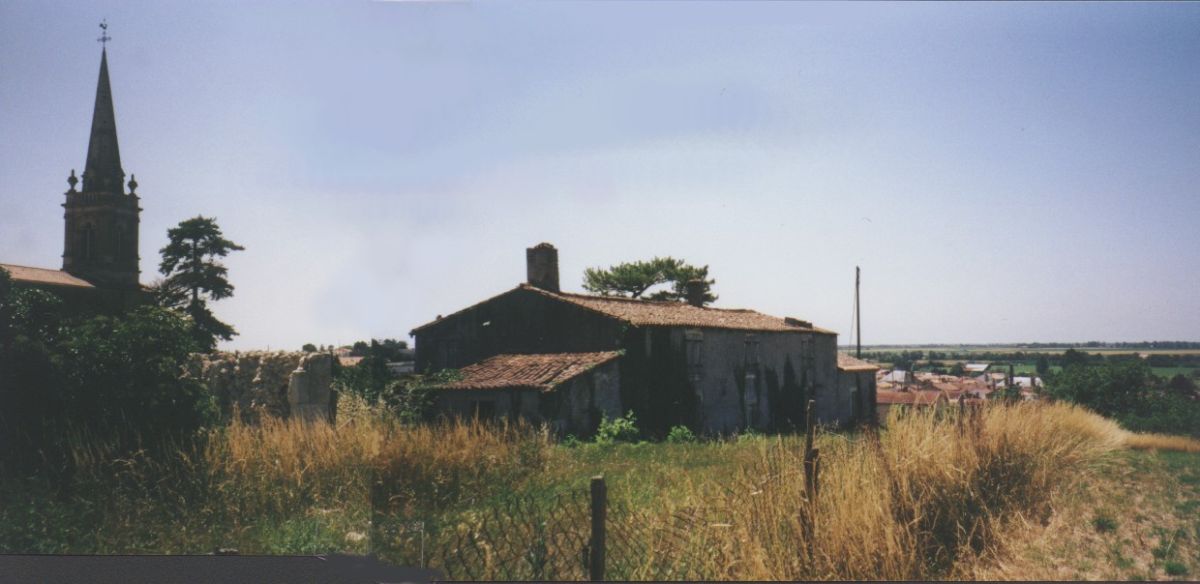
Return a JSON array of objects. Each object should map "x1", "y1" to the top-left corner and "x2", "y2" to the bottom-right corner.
[
  {"x1": 529, "y1": 283, "x2": 764, "y2": 314},
  {"x1": 0, "y1": 262, "x2": 70, "y2": 272}
]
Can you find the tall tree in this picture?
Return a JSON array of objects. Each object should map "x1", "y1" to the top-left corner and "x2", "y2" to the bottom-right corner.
[
  {"x1": 157, "y1": 216, "x2": 244, "y2": 351},
  {"x1": 582, "y1": 256, "x2": 717, "y2": 305},
  {"x1": 1035, "y1": 354, "x2": 1050, "y2": 376}
]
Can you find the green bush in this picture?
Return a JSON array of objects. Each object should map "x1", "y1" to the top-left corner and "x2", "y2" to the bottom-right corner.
[
  {"x1": 387, "y1": 370, "x2": 460, "y2": 422},
  {"x1": 666, "y1": 425, "x2": 696, "y2": 443},
  {"x1": 595, "y1": 411, "x2": 640, "y2": 445},
  {"x1": 59, "y1": 306, "x2": 216, "y2": 444},
  {"x1": 1092, "y1": 513, "x2": 1117, "y2": 533},
  {"x1": 1164, "y1": 561, "x2": 1188, "y2": 576},
  {"x1": 737, "y1": 427, "x2": 764, "y2": 442},
  {"x1": 1, "y1": 271, "x2": 215, "y2": 471}
]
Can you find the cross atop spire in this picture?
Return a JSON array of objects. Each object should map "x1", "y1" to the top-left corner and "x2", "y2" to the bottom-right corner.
[
  {"x1": 81, "y1": 34, "x2": 125, "y2": 193},
  {"x1": 97, "y1": 19, "x2": 111, "y2": 48}
]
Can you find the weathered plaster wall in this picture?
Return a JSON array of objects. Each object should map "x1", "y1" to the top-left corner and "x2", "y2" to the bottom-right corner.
[
  {"x1": 183, "y1": 351, "x2": 333, "y2": 422},
  {"x1": 414, "y1": 287, "x2": 625, "y2": 373},
  {"x1": 837, "y1": 369, "x2": 878, "y2": 426},
  {"x1": 619, "y1": 326, "x2": 843, "y2": 435}
]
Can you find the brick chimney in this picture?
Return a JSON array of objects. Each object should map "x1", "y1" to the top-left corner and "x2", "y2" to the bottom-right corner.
[
  {"x1": 685, "y1": 279, "x2": 706, "y2": 307},
  {"x1": 526, "y1": 243, "x2": 560, "y2": 292}
]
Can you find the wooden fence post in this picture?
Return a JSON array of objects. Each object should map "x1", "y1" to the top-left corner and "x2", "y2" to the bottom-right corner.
[
  {"x1": 804, "y1": 399, "x2": 816, "y2": 456},
  {"x1": 800, "y1": 400, "x2": 819, "y2": 565},
  {"x1": 589, "y1": 475, "x2": 606, "y2": 581},
  {"x1": 957, "y1": 394, "x2": 966, "y2": 437},
  {"x1": 803, "y1": 399, "x2": 818, "y2": 500},
  {"x1": 369, "y1": 467, "x2": 382, "y2": 558}
]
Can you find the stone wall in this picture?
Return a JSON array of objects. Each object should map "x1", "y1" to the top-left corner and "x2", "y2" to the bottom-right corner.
[{"x1": 183, "y1": 351, "x2": 334, "y2": 422}]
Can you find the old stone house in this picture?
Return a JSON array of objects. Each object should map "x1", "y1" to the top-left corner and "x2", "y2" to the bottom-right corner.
[{"x1": 412, "y1": 243, "x2": 877, "y2": 436}]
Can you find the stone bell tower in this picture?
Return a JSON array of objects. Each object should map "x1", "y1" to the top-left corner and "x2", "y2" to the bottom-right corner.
[{"x1": 62, "y1": 39, "x2": 141, "y2": 290}]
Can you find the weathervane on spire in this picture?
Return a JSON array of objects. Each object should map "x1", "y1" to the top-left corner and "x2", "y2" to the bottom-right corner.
[{"x1": 97, "y1": 19, "x2": 111, "y2": 48}]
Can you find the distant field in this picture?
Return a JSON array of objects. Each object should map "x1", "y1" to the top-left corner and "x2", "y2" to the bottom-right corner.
[{"x1": 856, "y1": 345, "x2": 1200, "y2": 356}]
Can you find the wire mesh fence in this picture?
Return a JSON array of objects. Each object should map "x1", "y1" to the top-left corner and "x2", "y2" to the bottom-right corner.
[
  {"x1": 369, "y1": 479, "x2": 744, "y2": 581},
  {"x1": 364, "y1": 399, "x2": 993, "y2": 581}
]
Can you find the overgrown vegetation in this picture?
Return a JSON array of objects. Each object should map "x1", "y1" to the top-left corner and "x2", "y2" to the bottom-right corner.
[
  {"x1": 0, "y1": 268, "x2": 215, "y2": 472},
  {"x1": 5, "y1": 400, "x2": 1184, "y2": 580},
  {"x1": 1046, "y1": 359, "x2": 1200, "y2": 438}
]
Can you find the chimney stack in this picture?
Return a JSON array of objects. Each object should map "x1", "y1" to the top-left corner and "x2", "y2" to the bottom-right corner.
[
  {"x1": 526, "y1": 243, "x2": 560, "y2": 292},
  {"x1": 685, "y1": 279, "x2": 706, "y2": 307}
]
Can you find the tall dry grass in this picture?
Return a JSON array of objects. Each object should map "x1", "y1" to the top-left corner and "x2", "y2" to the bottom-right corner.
[
  {"x1": 607, "y1": 401, "x2": 1128, "y2": 580},
  {"x1": 1122, "y1": 431, "x2": 1200, "y2": 453},
  {"x1": 207, "y1": 401, "x2": 553, "y2": 518},
  {"x1": 22, "y1": 398, "x2": 1143, "y2": 578}
]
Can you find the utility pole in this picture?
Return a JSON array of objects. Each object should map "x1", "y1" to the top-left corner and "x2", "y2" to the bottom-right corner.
[{"x1": 855, "y1": 266, "x2": 862, "y2": 359}]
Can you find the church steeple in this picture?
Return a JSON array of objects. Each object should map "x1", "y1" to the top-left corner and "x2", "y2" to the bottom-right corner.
[
  {"x1": 81, "y1": 47, "x2": 125, "y2": 194},
  {"x1": 62, "y1": 28, "x2": 141, "y2": 290}
]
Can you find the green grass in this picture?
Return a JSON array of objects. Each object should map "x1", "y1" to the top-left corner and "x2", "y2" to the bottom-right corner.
[
  {"x1": 1093, "y1": 513, "x2": 1119, "y2": 533},
  {"x1": 1152, "y1": 367, "x2": 1200, "y2": 379}
]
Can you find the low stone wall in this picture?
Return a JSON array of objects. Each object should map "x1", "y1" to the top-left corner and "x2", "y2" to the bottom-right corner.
[{"x1": 183, "y1": 351, "x2": 334, "y2": 422}]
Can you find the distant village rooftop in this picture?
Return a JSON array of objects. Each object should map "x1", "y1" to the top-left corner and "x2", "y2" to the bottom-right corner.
[{"x1": 837, "y1": 353, "x2": 880, "y2": 372}]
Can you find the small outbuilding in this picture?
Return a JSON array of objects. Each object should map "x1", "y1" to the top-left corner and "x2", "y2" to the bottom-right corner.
[
  {"x1": 430, "y1": 351, "x2": 622, "y2": 436},
  {"x1": 837, "y1": 353, "x2": 880, "y2": 425}
]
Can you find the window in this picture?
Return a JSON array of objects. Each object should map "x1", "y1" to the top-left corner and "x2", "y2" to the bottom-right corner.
[
  {"x1": 685, "y1": 329, "x2": 704, "y2": 380},
  {"x1": 743, "y1": 333, "x2": 760, "y2": 386},
  {"x1": 470, "y1": 400, "x2": 496, "y2": 420},
  {"x1": 743, "y1": 334, "x2": 760, "y2": 366},
  {"x1": 82, "y1": 225, "x2": 95, "y2": 259}
]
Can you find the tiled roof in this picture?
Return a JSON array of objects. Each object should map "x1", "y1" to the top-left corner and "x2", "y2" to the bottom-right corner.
[
  {"x1": 0, "y1": 263, "x2": 95, "y2": 289},
  {"x1": 411, "y1": 284, "x2": 835, "y2": 335},
  {"x1": 877, "y1": 389, "x2": 945, "y2": 406},
  {"x1": 837, "y1": 353, "x2": 879, "y2": 372},
  {"x1": 438, "y1": 351, "x2": 621, "y2": 392}
]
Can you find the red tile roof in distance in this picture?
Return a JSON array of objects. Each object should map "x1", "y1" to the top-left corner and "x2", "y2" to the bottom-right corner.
[
  {"x1": 411, "y1": 284, "x2": 836, "y2": 335},
  {"x1": 439, "y1": 351, "x2": 621, "y2": 392},
  {"x1": 837, "y1": 353, "x2": 880, "y2": 372},
  {"x1": 877, "y1": 389, "x2": 945, "y2": 406},
  {"x1": 0, "y1": 263, "x2": 95, "y2": 289}
]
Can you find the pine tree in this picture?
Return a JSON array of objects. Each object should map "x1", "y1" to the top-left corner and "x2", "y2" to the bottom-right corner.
[{"x1": 157, "y1": 216, "x2": 244, "y2": 352}]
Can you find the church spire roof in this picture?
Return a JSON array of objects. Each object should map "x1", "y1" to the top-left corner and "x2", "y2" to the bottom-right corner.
[{"x1": 82, "y1": 47, "x2": 125, "y2": 193}]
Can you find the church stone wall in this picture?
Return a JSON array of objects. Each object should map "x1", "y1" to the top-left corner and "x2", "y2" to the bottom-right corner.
[{"x1": 183, "y1": 351, "x2": 334, "y2": 422}]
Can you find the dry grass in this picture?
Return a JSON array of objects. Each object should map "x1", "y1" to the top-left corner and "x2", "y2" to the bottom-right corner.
[
  {"x1": 684, "y1": 401, "x2": 1128, "y2": 580},
  {"x1": 7, "y1": 398, "x2": 1165, "y2": 579},
  {"x1": 1123, "y1": 432, "x2": 1200, "y2": 453}
]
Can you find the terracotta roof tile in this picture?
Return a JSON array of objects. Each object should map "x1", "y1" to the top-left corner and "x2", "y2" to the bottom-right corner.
[
  {"x1": 532, "y1": 285, "x2": 835, "y2": 333},
  {"x1": 877, "y1": 389, "x2": 945, "y2": 406},
  {"x1": 0, "y1": 263, "x2": 95, "y2": 289},
  {"x1": 438, "y1": 351, "x2": 621, "y2": 391},
  {"x1": 412, "y1": 283, "x2": 835, "y2": 335},
  {"x1": 837, "y1": 353, "x2": 880, "y2": 372},
  {"x1": 877, "y1": 389, "x2": 914, "y2": 405}
]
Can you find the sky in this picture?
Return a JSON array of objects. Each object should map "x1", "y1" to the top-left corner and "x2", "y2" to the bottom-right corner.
[{"x1": 2, "y1": 1, "x2": 1199, "y2": 350}]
